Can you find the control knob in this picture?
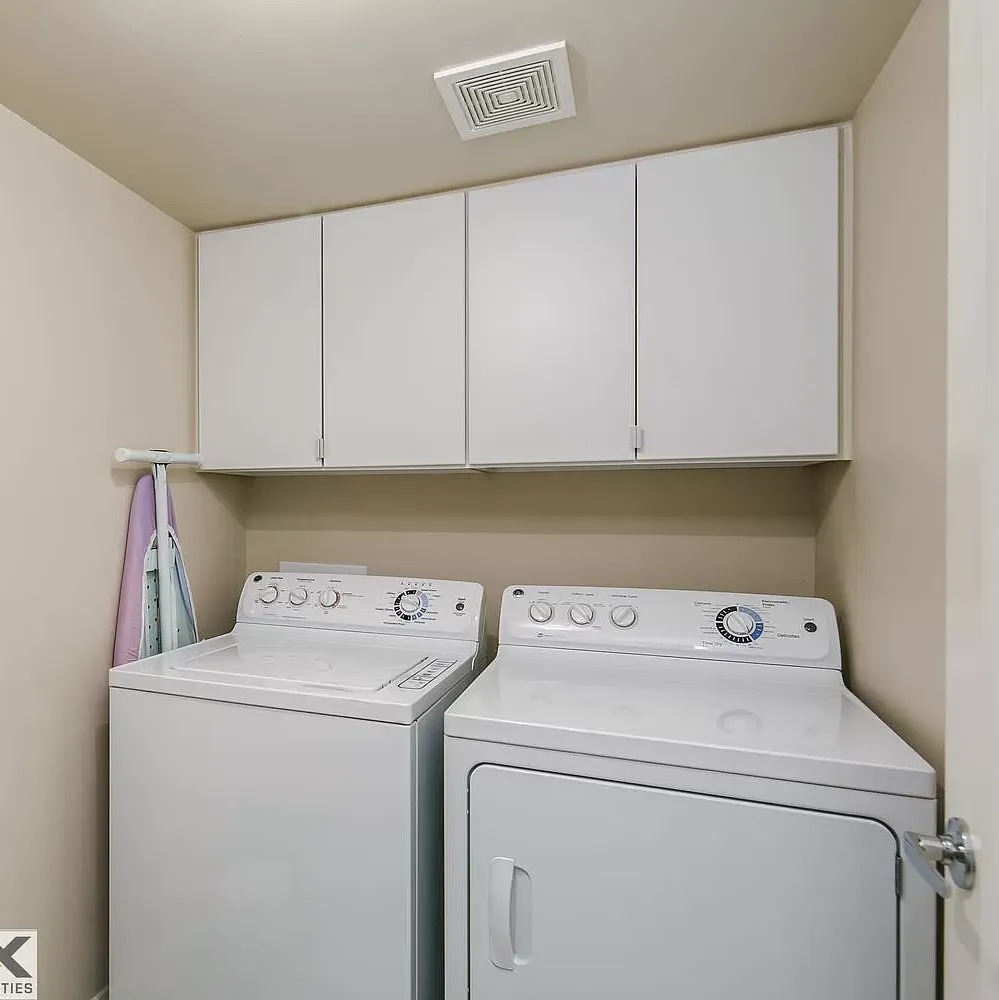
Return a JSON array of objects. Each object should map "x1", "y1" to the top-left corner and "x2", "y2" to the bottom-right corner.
[
  {"x1": 318, "y1": 588, "x2": 340, "y2": 609},
  {"x1": 398, "y1": 592, "x2": 423, "y2": 615},
  {"x1": 569, "y1": 603, "x2": 594, "y2": 626},
  {"x1": 258, "y1": 585, "x2": 279, "y2": 605},
  {"x1": 611, "y1": 605, "x2": 638, "y2": 629},
  {"x1": 289, "y1": 587, "x2": 308, "y2": 607},
  {"x1": 723, "y1": 610, "x2": 755, "y2": 637},
  {"x1": 528, "y1": 601, "x2": 554, "y2": 624}
]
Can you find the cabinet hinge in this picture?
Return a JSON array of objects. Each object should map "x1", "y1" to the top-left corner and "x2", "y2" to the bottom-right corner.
[
  {"x1": 316, "y1": 436, "x2": 325, "y2": 463},
  {"x1": 630, "y1": 425, "x2": 644, "y2": 452},
  {"x1": 895, "y1": 855, "x2": 903, "y2": 897}
]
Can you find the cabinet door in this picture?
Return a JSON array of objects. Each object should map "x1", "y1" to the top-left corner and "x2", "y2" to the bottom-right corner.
[
  {"x1": 637, "y1": 128, "x2": 841, "y2": 461},
  {"x1": 198, "y1": 218, "x2": 322, "y2": 470},
  {"x1": 469, "y1": 766, "x2": 897, "y2": 1000},
  {"x1": 323, "y1": 193, "x2": 466, "y2": 468},
  {"x1": 468, "y1": 165, "x2": 636, "y2": 465}
]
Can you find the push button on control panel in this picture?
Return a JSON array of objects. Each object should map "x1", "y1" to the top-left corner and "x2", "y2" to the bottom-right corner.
[{"x1": 398, "y1": 659, "x2": 456, "y2": 690}]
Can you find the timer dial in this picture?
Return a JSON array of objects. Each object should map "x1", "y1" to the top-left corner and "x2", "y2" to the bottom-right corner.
[
  {"x1": 723, "y1": 610, "x2": 753, "y2": 636},
  {"x1": 398, "y1": 593, "x2": 422, "y2": 615},
  {"x1": 715, "y1": 605, "x2": 765, "y2": 644},
  {"x1": 394, "y1": 589, "x2": 429, "y2": 621}
]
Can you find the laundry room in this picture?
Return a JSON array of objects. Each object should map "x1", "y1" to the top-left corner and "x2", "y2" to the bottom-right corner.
[{"x1": 1, "y1": 0, "x2": 993, "y2": 998}]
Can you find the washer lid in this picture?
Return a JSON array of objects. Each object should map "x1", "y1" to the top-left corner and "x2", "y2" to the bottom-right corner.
[
  {"x1": 110, "y1": 624, "x2": 478, "y2": 724},
  {"x1": 174, "y1": 639, "x2": 424, "y2": 691},
  {"x1": 445, "y1": 647, "x2": 936, "y2": 799}
]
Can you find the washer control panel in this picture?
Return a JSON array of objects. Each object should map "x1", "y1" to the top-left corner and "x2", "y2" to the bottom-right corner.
[
  {"x1": 500, "y1": 585, "x2": 840, "y2": 670},
  {"x1": 238, "y1": 573, "x2": 484, "y2": 640}
]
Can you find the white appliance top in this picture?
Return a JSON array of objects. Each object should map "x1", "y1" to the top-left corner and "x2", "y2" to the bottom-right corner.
[
  {"x1": 110, "y1": 572, "x2": 485, "y2": 723},
  {"x1": 445, "y1": 585, "x2": 935, "y2": 798}
]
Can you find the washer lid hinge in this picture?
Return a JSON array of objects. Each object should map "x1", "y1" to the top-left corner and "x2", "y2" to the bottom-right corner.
[
  {"x1": 316, "y1": 436, "x2": 325, "y2": 463},
  {"x1": 630, "y1": 425, "x2": 644, "y2": 451},
  {"x1": 895, "y1": 855, "x2": 903, "y2": 897}
]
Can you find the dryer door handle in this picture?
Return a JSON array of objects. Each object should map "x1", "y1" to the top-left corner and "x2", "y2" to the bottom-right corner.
[
  {"x1": 488, "y1": 856, "x2": 533, "y2": 971},
  {"x1": 489, "y1": 857, "x2": 517, "y2": 970}
]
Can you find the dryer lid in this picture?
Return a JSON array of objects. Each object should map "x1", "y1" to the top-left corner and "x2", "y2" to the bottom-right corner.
[{"x1": 445, "y1": 646, "x2": 936, "y2": 799}]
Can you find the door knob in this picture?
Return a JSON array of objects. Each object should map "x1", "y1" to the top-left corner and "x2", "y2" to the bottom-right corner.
[{"x1": 903, "y1": 816, "x2": 976, "y2": 898}]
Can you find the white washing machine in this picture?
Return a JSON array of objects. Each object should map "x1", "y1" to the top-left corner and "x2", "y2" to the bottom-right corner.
[
  {"x1": 444, "y1": 585, "x2": 937, "y2": 1000},
  {"x1": 110, "y1": 571, "x2": 484, "y2": 1000}
]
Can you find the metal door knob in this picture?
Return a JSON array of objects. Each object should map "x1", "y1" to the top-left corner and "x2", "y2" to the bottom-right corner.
[{"x1": 903, "y1": 816, "x2": 976, "y2": 898}]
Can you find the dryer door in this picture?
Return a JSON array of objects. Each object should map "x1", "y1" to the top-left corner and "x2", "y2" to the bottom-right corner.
[{"x1": 469, "y1": 766, "x2": 898, "y2": 1000}]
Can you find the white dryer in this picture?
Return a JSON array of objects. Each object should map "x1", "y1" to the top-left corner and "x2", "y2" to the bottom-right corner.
[
  {"x1": 110, "y1": 571, "x2": 484, "y2": 1000},
  {"x1": 444, "y1": 585, "x2": 937, "y2": 1000}
]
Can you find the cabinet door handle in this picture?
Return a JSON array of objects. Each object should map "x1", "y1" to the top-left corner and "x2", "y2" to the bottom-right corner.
[{"x1": 489, "y1": 857, "x2": 516, "y2": 970}]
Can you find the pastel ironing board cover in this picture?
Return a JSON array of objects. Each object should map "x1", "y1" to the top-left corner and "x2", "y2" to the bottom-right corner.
[{"x1": 113, "y1": 474, "x2": 198, "y2": 666}]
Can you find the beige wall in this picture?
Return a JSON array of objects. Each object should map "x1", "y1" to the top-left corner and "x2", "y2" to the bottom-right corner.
[
  {"x1": 0, "y1": 7, "x2": 947, "y2": 987},
  {"x1": 246, "y1": 468, "x2": 816, "y2": 645},
  {"x1": 0, "y1": 105, "x2": 246, "y2": 999},
  {"x1": 815, "y1": 0, "x2": 948, "y2": 770}
]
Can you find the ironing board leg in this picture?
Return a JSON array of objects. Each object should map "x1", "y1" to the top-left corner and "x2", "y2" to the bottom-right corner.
[{"x1": 152, "y1": 463, "x2": 177, "y2": 653}]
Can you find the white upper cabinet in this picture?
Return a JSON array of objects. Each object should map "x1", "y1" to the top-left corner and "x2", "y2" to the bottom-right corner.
[
  {"x1": 322, "y1": 193, "x2": 466, "y2": 468},
  {"x1": 637, "y1": 127, "x2": 841, "y2": 461},
  {"x1": 196, "y1": 128, "x2": 844, "y2": 473},
  {"x1": 467, "y1": 164, "x2": 637, "y2": 465},
  {"x1": 198, "y1": 217, "x2": 322, "y2": 470}
]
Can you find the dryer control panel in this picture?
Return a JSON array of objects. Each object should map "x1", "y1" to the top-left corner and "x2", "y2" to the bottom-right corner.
[
  {"x1": 500, "y1": 585, "x2": 840, "y2": 670},
  {"x1": 238, "y1": 572, "x2": 484, "y2": 641}
]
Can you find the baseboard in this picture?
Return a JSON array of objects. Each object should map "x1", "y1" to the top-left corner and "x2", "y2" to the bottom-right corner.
[{"x1": 90, "y1": 988, "x2": 108, "y2": 1000}]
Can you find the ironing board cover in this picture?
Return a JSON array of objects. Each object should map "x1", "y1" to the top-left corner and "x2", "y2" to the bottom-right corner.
[{"x1": 113, "y1": 473, "x2": 198, "y2": 666}]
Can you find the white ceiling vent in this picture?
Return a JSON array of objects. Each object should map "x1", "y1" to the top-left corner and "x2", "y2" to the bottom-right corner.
[{"x1": 434, "y1": 41, "x2": 576, "y2": 141}]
